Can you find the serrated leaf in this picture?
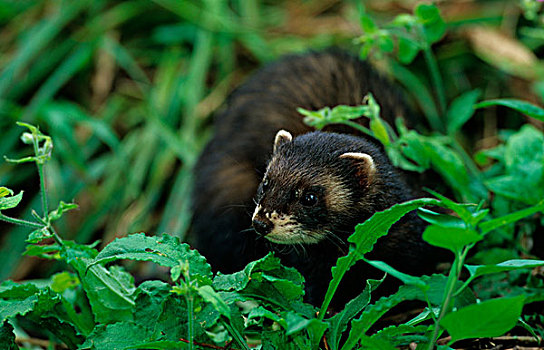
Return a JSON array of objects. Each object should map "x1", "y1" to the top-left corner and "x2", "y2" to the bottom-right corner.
[
  {"x1": 91, "y1": 233, "x2": 212, "y2": 285},
  {"x1": 81, "y1": 322, "x2": 155, "y2": 350},
  {"x1": 341, "y1": 274, "x2": 471, "y2": 349},
  {"x1": 320, "y1": 198, "x2": 441, "y2": 317},
  {"x1": 0, "y1": 322, "x2": 17, "y2": 350},
  {"x1": 372, "y1": 324, "x2": 429, "y2": 344},
  {"x1": 0, "y1": 191, "x2": 23, "y2": 211},
  {"x1": 474, "y1": 99, "x2": 544, "y2": 121},
  {"x1": 440, "y1": 295, "x2": 525, "y2": 343},
  {"x1": 423, "y1": 225, "x2": 482, "y2": 253},
  {"x1": 62, "y1": 242, "x2": 135, "y2": 324},
  {"x1": 447, "y1": 89, "x2": 481, "y2": 134},
  {"x1": 326, "y1": 278, "x2": 381, "y2": 350}
]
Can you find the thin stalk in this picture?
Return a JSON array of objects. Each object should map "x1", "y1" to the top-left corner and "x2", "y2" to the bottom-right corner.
[
  {"x1": 36, "y1": 162, "x2": 48, "y2": 218},
  {"x1": 422, "y1": 46, "x2": 446, "y2": 125},
  {"x1": 186, "y1": 293, "x2": 194, "y2": 350},
  {"x1": 221, "y1": 319, "x2": 250, "y2": 350},
  {"x1": 0, "y1": 213, "x2": 44, "y2": 228},
  {"x1": 48, "y1": 225, "x2": 65, "y2": 248},
  {"x1": 341, "y1": 121, "x2": 374, "y2": 138},
  {"x1": 427, "y1": 246, "x2": 470, "y2": 349}
]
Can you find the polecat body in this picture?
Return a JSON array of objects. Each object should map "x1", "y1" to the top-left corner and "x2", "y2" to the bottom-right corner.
[{"x1": 191, "y1": 50, "x2": 441, "y2": 304}]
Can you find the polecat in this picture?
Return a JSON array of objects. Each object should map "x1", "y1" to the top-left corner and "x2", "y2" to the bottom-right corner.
[{"x1": 191, "y1": 50, "x2": 441, "y2": 305}]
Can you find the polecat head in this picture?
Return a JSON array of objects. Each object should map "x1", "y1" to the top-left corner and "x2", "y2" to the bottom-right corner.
[{"x1": 252, "y1": 129, "x2": 402, "y2": 245}]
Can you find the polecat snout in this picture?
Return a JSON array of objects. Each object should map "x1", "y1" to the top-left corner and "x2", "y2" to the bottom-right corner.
[{"x1": 252, "y1": 129, "x2": 410, "y2": 246}]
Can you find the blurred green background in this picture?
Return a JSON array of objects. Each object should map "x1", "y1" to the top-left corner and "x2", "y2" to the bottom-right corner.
[{"x1": 1, "y1": 0, "x2": 543, "y2": 282}]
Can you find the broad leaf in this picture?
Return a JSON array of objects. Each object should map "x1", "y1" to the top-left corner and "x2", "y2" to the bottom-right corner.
[
  {"x1": 440, "y1": 295, "x2": 525, "y2": 343},
  {"x1": 91, "y1": 233, "x2": 212, "y2": 285},
  {"x1": 0, "y1": 191, "x2": 23, "y2": 211},
  {"x1": 422, "y1": 225, "x2": 482, "y2": 253},
  {"x1": 447, "y1": 89, "x2": 481, "y2": 134}
]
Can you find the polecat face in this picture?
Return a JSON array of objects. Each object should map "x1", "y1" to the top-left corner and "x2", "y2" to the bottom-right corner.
[{"x1": 252, "y1": 130, "x2": 378, "y2": 245}]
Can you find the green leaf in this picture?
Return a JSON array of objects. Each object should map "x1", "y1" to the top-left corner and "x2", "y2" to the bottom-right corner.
[
  {"x1": 418, "y1": 208, "x2": 466, "y2": 228},
  {"x1": 372, "y1": 324, "x2": 429, "y2": 345},
  {"x1": 81, "y1": 322, "x2": 155, "y2": 350},
  {"x1": 465, "y1": 259, "x2": 544, "y2": 283},
  {"x1": 0, "y1": 322, "x2": 17, "y2": 350},
  {"x1": 360, "y1": 14, "x2": 378, "y2": 34},
  {"x1": 25, "y1": 227, "x2": 52, "y2": 243},
  {"x1": 49, "y1": 201, "x2": 78, "y2": 221},
  {"x1": 23, "y1": 243, "x2": 62, "y2": 260},
  {"x1": 474, "y1": 99, "x2": 544, "y2": 121},
  {"x1": 440, "y1": 295, "x2": 525, "y2": 343},
  {"x1": 213, "y1": 253, "x2": 305, "y2": 303},
  {"x1": 479, "y1": 200, "x2": 544, "y2": 234},
  {"x1": 91, "y1": 233, "x2": 212, "y2": 285},
  {"x1": 125, "y1": 341, "x2": 190, "y2": 349},
  {"x1": 326, "y1": 278, "x2": 381, "y2": 350},
  {"x1": 0, "y1": 191, "x2": 23, "y2": 211},
  {"x1": 446, "y1": 89, "x2": 481, "y2": 134},
  {"x1": 422, "y1": 225, "x2": 482, "y2": 253},
  {"x1": 363, "y1": 259, "x2": 427, "y2": 288},
  {"x1": 197, "y1": 285, "x2": 230, "y2": 318},
  {"x1": 0, "y1": 187, "x2": 13, "y2": 198},
  {"x1": 319, "y1": 198, "x2": 441, "y2": 318},
  {"x1": 51, "y1": 272, "x2": 80, "y2": 293},
  {"x1": 397, "y1": 36, "x2": 420, "y2": 64},
  {"x1": 370, "y1": 117, "x2": 390, "y2": 146},
  {"x1": 415, "y1": 3, "x2": 446, "y2": 44}
]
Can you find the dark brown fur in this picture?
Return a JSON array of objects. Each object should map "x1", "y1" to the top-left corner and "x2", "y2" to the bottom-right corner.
[{"x1": 191, "y1": 50, "x2": 441, "y2": 305}]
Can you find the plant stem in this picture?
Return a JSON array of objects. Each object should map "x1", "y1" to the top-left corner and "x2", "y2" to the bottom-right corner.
[
  {"x1": 0, "y1": 213, "x2": 43, "y2": 228},
  {"x1": 48, "y1": 225, "x2": 65, "y2": 247},
  {"x1": 186, "y1": 293, "x2": 194, "y2": 350},
  {"x1": 427, "y1": 246, "x2": 469, "y2": 349},
  {"x1": 422, "y1": 46, "x2": 446, "y2": 116},
  {"x1": 37, "y1": 162, "x2": 48, "y2": 218},
  {"x1": 221, "y1": 319, "x2": 250, "y2": 350},
  {"x1": 341, "y1": 121, "x2": 374, "y2": 138}
]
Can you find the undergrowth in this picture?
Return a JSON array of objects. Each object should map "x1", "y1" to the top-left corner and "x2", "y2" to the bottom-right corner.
[{"x1": 2, "y1": 1, "x2": 544, "y2": 349}]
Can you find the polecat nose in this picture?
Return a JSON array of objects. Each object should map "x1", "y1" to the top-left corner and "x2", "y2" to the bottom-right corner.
[{"x1": 252, "y1": 218, "x2": 273, "y2": 236}]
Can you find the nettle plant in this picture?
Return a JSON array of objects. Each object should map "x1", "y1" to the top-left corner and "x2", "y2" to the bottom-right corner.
[{"x1": 0, "y1": 110, "x2": 544, "y2": 350}]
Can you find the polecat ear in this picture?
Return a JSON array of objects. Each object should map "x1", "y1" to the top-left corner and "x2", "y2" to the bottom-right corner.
[
  {"x1": 340, "y1": 152, "x2": 376, "y2": 184},
  {"x1": 273, "y1": 130, "x2": 293, "y2": 153}
]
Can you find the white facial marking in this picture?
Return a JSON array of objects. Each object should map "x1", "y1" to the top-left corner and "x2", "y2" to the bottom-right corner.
[{"x1": 252, "y1": 204, "x2": 262, "y2": 221}]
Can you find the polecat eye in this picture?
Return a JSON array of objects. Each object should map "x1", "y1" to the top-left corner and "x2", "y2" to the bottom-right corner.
[
  {"x1": 300, "y1": 192, "x2": 318, "y2": 207},
  {"x1": 262, "y1": 179, "x2": 269, "y2": 191}
]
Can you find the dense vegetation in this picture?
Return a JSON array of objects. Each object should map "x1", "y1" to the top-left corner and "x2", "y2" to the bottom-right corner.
[{"x1": 1, "y1": 1, "x2": 544, "y2": 349}]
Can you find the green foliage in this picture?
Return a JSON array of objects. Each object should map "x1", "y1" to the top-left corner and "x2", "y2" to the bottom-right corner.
[{"x1": 2, "y1": 1, "x2": 544, "y2": 349}]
